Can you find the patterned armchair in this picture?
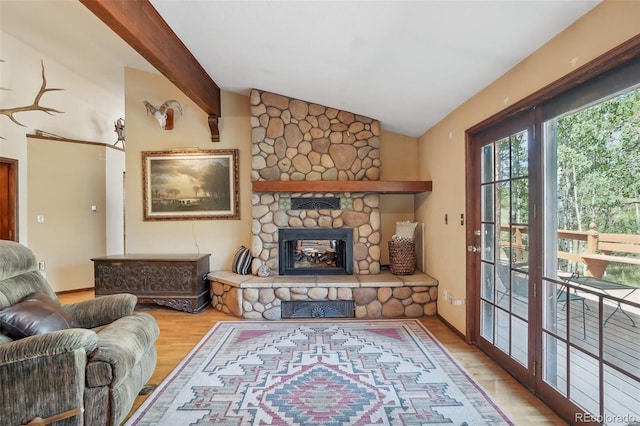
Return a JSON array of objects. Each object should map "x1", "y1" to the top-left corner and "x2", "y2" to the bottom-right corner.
[{"x1": 0, "y1": 241, "x2": 159, "y2": 425}]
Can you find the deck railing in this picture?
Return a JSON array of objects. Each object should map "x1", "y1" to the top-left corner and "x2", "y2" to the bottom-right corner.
[{"x1": 502, "y1": 223, "x2": 640, "y2": 278}]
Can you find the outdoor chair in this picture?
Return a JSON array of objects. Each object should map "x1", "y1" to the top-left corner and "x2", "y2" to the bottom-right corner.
[{"x1": 557, "y1": 274, "x2": 588, "y2": 339}]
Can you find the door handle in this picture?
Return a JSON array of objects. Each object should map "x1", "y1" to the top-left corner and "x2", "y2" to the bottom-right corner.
[{"x1": 467, "y1": 245, "x2": 481, "y2": 253}]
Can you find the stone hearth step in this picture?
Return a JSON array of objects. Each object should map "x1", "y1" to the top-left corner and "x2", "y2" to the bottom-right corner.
[
  {"x1": 207, "y1": 270, "x2": 436, "y2": 288},
  {"x1": 208, "y1": 271, "x2": 438, "y2": 320}
]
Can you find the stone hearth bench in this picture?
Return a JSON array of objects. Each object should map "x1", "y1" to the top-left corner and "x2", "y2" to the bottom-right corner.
[{"x1": 207, "y1": 271, "x2": 438, "y2": 320}]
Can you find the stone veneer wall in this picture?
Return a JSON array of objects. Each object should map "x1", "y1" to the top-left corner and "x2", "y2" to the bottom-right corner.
[
  {"x1": 208, "y1": 271, "x2": 438, "y2": 320},
  {"x1": 250, "y1": 89, "x2": 383, "y2": 275},
  {"x1": 252, "y1": 191, "x2": 380, "y2": 274},
  {"x1": 211, "y1": 282, "x2": 438, "y2": 320}
]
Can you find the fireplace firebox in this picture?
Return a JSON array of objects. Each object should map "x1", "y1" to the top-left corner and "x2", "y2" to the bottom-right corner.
[{"x1": 278, "y1": 228, "x2": 353, "y2": 275}]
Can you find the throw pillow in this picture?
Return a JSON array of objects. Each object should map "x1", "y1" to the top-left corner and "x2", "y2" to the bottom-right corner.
[
  {"x1": 0, "y1": 292, "x2": 79, "y2": 340},
  {"x1": 231, "y1": 246, "x2": 253, "y2": 275},
  {"x1": 395, "y1": 221, "x2": 419, "y2": 240}
]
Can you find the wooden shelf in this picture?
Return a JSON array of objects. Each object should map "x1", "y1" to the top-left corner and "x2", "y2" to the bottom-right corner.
[{"x1": 251, "y1": 180, "x2": 432, "y2": 194}]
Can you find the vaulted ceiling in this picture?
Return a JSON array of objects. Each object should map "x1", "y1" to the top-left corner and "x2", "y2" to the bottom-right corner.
[{"x1": 1, "y1": 0, "x2": 601, "y2": 138}]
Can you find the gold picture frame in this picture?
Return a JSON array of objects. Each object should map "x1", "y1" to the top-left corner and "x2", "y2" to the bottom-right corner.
[{"x1": 142, "y1": 149, "x2": 239, "y2": 221}]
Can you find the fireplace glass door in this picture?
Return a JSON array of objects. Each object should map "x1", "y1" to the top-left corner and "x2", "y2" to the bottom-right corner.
[{"x1": 279, "y1": 228, "x2": 353, "y2": 275}]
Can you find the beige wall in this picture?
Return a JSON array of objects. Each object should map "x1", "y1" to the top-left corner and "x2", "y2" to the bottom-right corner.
[
  {"x1": 27, "y1": 138, "x2": 111, "y2": 291},
  {"x1": 379, "y1": 130, "x2": 420, "y2": 267},
  {"x1": 123, "y1": 68, "x2": 253, "y2": 271},
  {"x1": 105, "y1": 147, "x2": 126, "y2": 255},
  {"x1": 123, "y1": 70, "x2": 424, "y2": 274},
  {"x1": 417, "y1": 1, "x2": 640, "y2": 333}
]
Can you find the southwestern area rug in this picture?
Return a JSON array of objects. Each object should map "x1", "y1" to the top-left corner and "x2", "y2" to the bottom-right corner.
[{"x1": 126, "y1": 320, "x2": 514, "y2": 425}]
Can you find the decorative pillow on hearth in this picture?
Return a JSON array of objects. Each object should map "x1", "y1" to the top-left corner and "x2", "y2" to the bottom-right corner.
[
  {"x1": 0, "y1": 292, "x2": 79, "y2": 340},
  {"x1": 231, "y1": 245, "x2": 253, "y2": 275},
  {"x1": 394, "y1": 221, "x2": 419, "y2": 241}
]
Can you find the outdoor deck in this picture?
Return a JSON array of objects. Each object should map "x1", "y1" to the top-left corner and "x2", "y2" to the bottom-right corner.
[
  {"x1": 504, "y1": 288, "x2": 640, "y2": 421},
  {"x1": 554, "y1": 294, "x2": 640, "y2": 420}
]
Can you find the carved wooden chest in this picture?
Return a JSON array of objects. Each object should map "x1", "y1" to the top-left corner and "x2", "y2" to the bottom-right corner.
[{"x1": 91, "y1": 253, "x2": 211, "y2": 313}]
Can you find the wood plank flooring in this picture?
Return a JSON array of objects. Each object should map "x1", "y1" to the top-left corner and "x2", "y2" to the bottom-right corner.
[{"x1": 58, "y1": 290, "x2": 567, "y2": 425}]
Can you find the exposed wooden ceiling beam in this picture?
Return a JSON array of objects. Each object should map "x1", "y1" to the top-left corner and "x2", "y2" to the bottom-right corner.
[{"x1": 80, "y1": 0, "x2": 221, "y2": 141}]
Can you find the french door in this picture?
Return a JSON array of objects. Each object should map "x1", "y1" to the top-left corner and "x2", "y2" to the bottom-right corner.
[
  {"x1": 470, "y1": 112, "x2": 536, "y2": 389},
  {"x1": 467, "y1": 52, "x2": 640, "y2": 423}
]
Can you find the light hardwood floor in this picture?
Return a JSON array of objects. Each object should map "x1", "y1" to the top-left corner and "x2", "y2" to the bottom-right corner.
[{"x1": 58, "y1": 290, "x2": 568, "y2": 425}]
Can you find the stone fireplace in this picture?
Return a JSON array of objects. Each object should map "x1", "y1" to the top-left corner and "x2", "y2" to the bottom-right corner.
[
  {"x1": 208, "y1": 90, "x2": 439, "y2": 320},
  {"x1": 250, "y1": 89, "x2": 382, "y2": 275}
]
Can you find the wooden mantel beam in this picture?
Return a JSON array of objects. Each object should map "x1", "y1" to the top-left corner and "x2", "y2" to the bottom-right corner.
[
  {"x1": 252, "y1": 180, "x2": 432, "y2": 194},
  {"x1": 80, "y1": 0, "x2": 221, "y2": 141}
]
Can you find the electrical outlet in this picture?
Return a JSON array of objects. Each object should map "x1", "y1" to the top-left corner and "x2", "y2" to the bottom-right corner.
[{"x1": 38, "y1": 261, "x2": 46, "y2": 270}]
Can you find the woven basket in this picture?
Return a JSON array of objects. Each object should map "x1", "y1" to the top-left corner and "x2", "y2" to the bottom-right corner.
[{"x1": 388, "y1": 239, "x2": 416, "y2": 275}]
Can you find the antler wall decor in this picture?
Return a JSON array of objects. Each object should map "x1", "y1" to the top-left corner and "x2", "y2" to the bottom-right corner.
[
  {"x1": 0, "y1": 60, "x2": 64, "y2": 139},
  {"x1": 143, "y1": 99, "x2": 182, "y2": 130},
  {"x1": 114, "y1": 118, "x2": 125, "y2": 148}
]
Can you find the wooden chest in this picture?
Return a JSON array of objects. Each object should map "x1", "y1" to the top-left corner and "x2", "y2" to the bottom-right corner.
[{"x1": 91, "y1": 253, "x2": 211, "y2": 313}]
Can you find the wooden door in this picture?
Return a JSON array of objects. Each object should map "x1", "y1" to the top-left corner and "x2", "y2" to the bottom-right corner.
[
  {"x1": 0, "y1": 158, "x2": 18, "y2": 241},
  {"x1": 467, "y1": 112, "x2": 536, "y2": 390}
]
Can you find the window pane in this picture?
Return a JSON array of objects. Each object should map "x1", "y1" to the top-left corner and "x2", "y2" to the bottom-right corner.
[
  {"x1": 603, "y1": 365, "x2": 640, "y2": 423},
  {"x1": 496, "y1": 261, "x2": 511, "y2": 310},
  {"x1": 543, "y1": 332, "x2": 567, "y2": 395},
  {"x1": 481, "y1": 144, "x2": 494, "y2": 184},
  {"x1": 481, "y1": 261, "x2": 495, "y2": 302},
  {"x1": 512, "y1": 270, "x2": 528, "y2": 317},
  {"x1": 511, "y1": 131, "x2": 528, "y2": 179},
  {"x1": 496, "y1": 137, "x2": 510, "y2": 181},
  {"x1": 481, "y1": 300, "x2": 494, "y2": 341},
  {"x1": 512, "y1": 230, "x2": 529, "y2": 265},
  {"x1": 496, "y1": 308, "x2": 510, "y2": 354},
  {"x1": 543, "y1": 280, "x2": 562, "y2": 337},
  {"x1": 497, "y1": 182, "x2": 510, "y2": 229},
  {"x1": 603, "y1": 300, "x2": 640, "y2": 377},
  {"x1": 511, "y1": 177, "x2": 528, "y2": 225},
  {"x1": 511, "y1": 315, "x2": 528, "y2": 367},
  {"x1": 481, "y1": 184, "x2": 494, "y2": 222},
  {"x1": 481, "y1": 223, "x2": 494, "y2": 262},
  {"x1": 498, "y1": 223, "x2": 511, "y2": 261},
  {"x1": 570, "y1": 348, "x2": 599, "y2": 416}
]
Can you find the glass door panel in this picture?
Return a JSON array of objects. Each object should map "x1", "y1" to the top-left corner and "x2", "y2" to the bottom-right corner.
[
  {"x1": 471, "y1": 51, "x2": 640, "y2": 424},
  {"x1": 479, "y1": 129, "x2": 531, "y2": 370},
  {"x1": 541, "y1": 85, "x2": 640, "y2": 421}
]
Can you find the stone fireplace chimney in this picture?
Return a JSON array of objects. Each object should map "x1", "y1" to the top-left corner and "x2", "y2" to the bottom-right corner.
[{"x1": 250, "y1": 89, "x2": 382, "y2": 275}]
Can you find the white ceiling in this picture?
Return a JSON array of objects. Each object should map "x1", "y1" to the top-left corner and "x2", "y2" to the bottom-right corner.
[{"x1": 2, "y1": 0, "x2": 600, "y2": 137}]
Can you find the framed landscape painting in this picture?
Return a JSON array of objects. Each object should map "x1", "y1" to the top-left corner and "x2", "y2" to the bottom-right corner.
[{"x1": 142, "y1": 149, "x2": 239, "y2": 221}]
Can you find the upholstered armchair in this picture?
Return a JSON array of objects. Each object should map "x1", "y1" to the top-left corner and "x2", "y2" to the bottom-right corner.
[{"x1": 0, "y1": 241, "x2": 159, "y2": 425}]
